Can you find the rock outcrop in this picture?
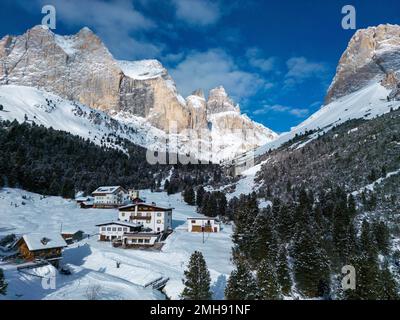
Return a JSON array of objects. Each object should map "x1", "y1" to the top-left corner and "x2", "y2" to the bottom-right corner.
[
  {"x1": 0, "y1": 25, "x2": 277, "y2": 159},
  {"x1": 325, "y1": 24, "x2": 400, "y2": 104}
]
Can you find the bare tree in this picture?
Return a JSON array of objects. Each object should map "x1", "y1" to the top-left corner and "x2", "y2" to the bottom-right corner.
[{"x1": 85, "y1": 284, "x2": 103, "y2": 300}]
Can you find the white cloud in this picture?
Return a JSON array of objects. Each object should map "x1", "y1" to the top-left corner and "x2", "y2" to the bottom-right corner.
[
  {"x1": 28, "y1": 0, "x2": 161, "y2": 59},
  {"x1": 173, "y1": 0, "x2": 221, "y2": 26},
  {"x1": 253, "y1": 104, "x2": 309, "y2": 118},
  {"x1": 245, "y1": 48, "x2": 276, "y2": 73},
  {"x1": 285, "y1": 56, "x2": 327, "y2": 87},
  {"x1": 170, "y1": 49, "x2": 271, "y2": 100}
]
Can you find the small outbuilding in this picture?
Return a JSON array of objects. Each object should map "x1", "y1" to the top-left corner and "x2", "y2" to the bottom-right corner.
[{"x1": 187, "y1": 217, "x2": 221, "y2": 233}]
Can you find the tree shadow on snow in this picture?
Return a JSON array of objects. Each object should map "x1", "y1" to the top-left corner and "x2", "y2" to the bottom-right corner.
[
  {"x1": 211, "y1": 274, "x2": 227, "y2": 300},
  {"x1": 62, "y1": 244, "x2": 92, "y2": 266}
]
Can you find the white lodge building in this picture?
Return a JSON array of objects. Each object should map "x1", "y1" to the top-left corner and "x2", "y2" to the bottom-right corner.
[
  {"x1": 96, "y1": 221, "x2": 141, "y2": 241},
  {"x1": 92, "y1": 186, "x2": 129, "y2": 208},
  {"x1": 118, "y1": 203, "x2": 173, "y2": 233},
  {"x1": 187, "y1": 217, "x2": 221, "y2": 233}
]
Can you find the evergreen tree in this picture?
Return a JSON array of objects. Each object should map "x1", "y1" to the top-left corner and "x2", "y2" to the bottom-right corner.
[
  {"x1": 249, "y1": 209, "x2": 278, "y2": 264},
  {"x1": 181, "y1": 251, "x2": 212, "y2": 300},
  {"x1": 0, "y1": 268, "x2": 7, "y2": 295},
  {"x1": 349, "y1": 220, "x2": 381, "y2": 300},
  {"x1": 256, "y1": 258, "x2": 281, "y2": 300},
  {"x1": 372, "y1": 220, "x2": 390, "y2": 255},
  {"x1": 225, "y1": 261, "x2": 258, "y2": 300},
  {"x1": 379, "y1": 262, "x2": 399, "y2": 300},
  {"x1": 196, "y1": 186, "x2": 205, "y2": 207},
  {"x1": 183, "y1": 186, "x2": 195, "y2": 206},
  {"x1": 292, "y1": 218, "x2": 330, "y2": 298},
  {"x1": 277, "y1": 247, "x2": 292, "y2": 296}
]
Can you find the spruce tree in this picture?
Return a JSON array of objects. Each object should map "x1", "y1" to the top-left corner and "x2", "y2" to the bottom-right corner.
[
  {"x1": 181, "y1": 251, "x2": 212, "y2": 300},
  {"x1": 0, "y1": 268, "x2": 7, "y2": 295},
  {"x1": 183, "y1": 186, "x2": 195, "y2": 206},
  {"x1": 196, "y1": 186, "x2": 205, "y2": 207},
  {"x1": 379, "y1": 262, "x2": 399, "y2": 300},
  {"x1": 292, "y1": 218, "x2": 330, "y2": 298},
  {"x1": 277, "y1": 247, "x2": 292, "y2": 296},
  {"x1": 350, "y1": 220, "x2": 381, "y2": 300},
  {"x1": 225, "y1": 261, "x2": 258, "y2": 300},
  {"x1": 256, "y1": 258, "x2": 281, "y2": 300}
]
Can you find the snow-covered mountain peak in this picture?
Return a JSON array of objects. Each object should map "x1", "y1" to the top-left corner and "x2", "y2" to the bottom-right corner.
[
  {"x1": 118, "y1": 59, "x2": 166, "y2": 80},
  {"x1": 0, "y1": 26, "x2": 277, "y2": 160},
  {"x1": 326, "y1": 24, "x2": 400, "y2": 104},
  {"x1": 207, "y1": 86, "x2": 240, "y2": 114}
]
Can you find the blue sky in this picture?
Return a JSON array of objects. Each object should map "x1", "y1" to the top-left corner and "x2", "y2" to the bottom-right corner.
[{"x1": 1, "y1": 0, "x2": 400, "y2": 132}]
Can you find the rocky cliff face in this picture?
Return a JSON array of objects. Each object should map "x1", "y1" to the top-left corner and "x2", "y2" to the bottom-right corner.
[
  {"x1": 325, "y1": 24, "x2": 400, "y2": 104},
  {"x1": 0, "y1": 25, "x2": 276, "y2": 159}
]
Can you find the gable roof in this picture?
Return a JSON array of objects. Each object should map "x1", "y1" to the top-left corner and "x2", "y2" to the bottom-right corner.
[
  {"x1": 21, "y1": 233, "x2": 68, "y2": 251},
  {"x1": 92, "y1": 186, "x2": 126, "y2": 195},
  {"x1": 119, "y1": 203, "x2": 173, "y2": 211},
  {"x1": 96, "y1": 221, "x2": 141, "y2": 228}
]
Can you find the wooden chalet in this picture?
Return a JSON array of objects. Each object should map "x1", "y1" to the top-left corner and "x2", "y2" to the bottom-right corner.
[{"x1": 16, "y1": 233, "x2": 68, "y2": 267}]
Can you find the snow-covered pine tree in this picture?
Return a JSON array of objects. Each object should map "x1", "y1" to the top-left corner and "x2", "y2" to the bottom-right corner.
[
  {"x1": 225, "y1": 260, "x2": 258, "y2": 300},
  {"x1": 277, "y1": 246, "x2": 292, "y2": 296},
  {"x1": 292, "y1": 216, "x2": 330, "y2": 298},
  {"x1": 196, "y1": 186, "x2": 205, "y2": 208},
  {"x1": 256, "y1": 258, "x2": 281, "y2": 300},
  {"x1": 181, "y1": 251, "x2": 212, "y2": 300},
  {"x1": 183, "y1": 186, "x2": 195, "y2": 206},
  {"x1": 249, "y1": 208, "x2": 278, "y2": 264},
  {"x1": 379, "y1": 261, "x2": 399, "y2": 300},
  {"x1": 0, "y1": 268, "x2": 7, "y2": 295}
]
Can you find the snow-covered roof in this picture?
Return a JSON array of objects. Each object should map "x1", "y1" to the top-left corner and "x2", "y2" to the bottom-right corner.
[
  {"x1": 92, "y1": 186, "x2": 125, "y2": 195},
  {"x1": 119, "y1": 203, "x2": 173, "y2": 211},
  {"x1": 187, "y1": 217, "x2": 218, "y2": 221},
  {"x1": 22, "y1": 233, "x2": 67, "y2": 251},
  {"x1": 96, "y1": 221, "x2": 141, "y2": 228}
]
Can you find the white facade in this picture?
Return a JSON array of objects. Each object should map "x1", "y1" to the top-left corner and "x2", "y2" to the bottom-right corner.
[
  {"x1": 97, "y1": 221, "x2": 140, "y2": 241},
  {"x1": 119, "y1": 204, "x2": 173, "y2": 233},
  {"x1": 187, "y1": 218, "x2": 221, "y2": 233},
  {"x1": 122, "y1": 234, "x2": 159, "y2": 246},
  {"x1": 92, "y1": 186, "x2": 129, "y2": 207}
]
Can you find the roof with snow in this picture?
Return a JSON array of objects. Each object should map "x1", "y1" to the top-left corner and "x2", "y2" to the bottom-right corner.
[
  {"x1": 92, "y1": 186, "x2": 126, "y2": 195},
  {"x1": 21, "y1": 233, "x2": 67, "y2": 251},
  {"x1": 187, "y1": 217, "x2": 219, "y2": 221},
  {"x1": 119, "y1": 203, "x2": 173, "y2": 211},
  {"x1": 96, "y1": 221, "x2": 141, "y2": 228}
]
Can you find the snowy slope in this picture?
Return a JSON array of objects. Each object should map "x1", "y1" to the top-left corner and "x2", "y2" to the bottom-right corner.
[
  {"x1": 226, "y1": 82, "x2": 399, "y2": 197},
  {"x1": 0, "y1": 85, "x2": 266, "y2": 162},
  {"x1": 256, "y1": 82, "x2": 397, "y2": 156},
  {"x1": 0, "y1": 85, "x2": 164, "y2": 153},
  {"x1": 0, "y1": 188, "x2": 233, "y2": 300}
]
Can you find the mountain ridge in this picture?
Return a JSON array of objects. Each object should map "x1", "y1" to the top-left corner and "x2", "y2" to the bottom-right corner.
[{"x1": 0, "y1": 25, "x2": 277, "y2": 161}]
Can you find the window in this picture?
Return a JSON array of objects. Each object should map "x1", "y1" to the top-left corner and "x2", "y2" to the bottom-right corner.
[
  {"x1": 123, "y1": 228, "x2": 128, "y2": 232},
  {"x1": 121, "y1": 212, "x2": 125, "y2": 217},
  {"x1": 132, "y1": 239, "x2": 137, "y2": 243},
  {"x1": 107, "y1": 227, "x2": 111, "y2": 231},
  {"x1": 112, "y1": 227, "x2": 117, "y2": 231},
  {"x1": 157, "y1": 213, "x2": 162, "y2": 217},
  {"x1": 157, "y1": 220, "x2": 161, "y2": 224},
  {"x1": 138, "y1": 212, "x2": 142, "y2": 217},
  {"x1": 138, "y1": 239, "x2": 144, "y2": 243},
  {"x1": 191, "y1": 220, "x2": 196, "y2": 224},
  {"x1": 118, "y1": 227, "x2": 122, "y2": 231},
  {"x1": 144, "y1": 239, "x2": 150, "y2": 244},
  {"x1": 101, "y1": 227, "x2": 106, "y2": 231}
]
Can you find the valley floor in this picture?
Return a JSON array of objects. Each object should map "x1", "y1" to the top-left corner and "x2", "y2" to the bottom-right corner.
[{"x1": 0, "y1": 188, "x2": 233, "y2": 300}]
